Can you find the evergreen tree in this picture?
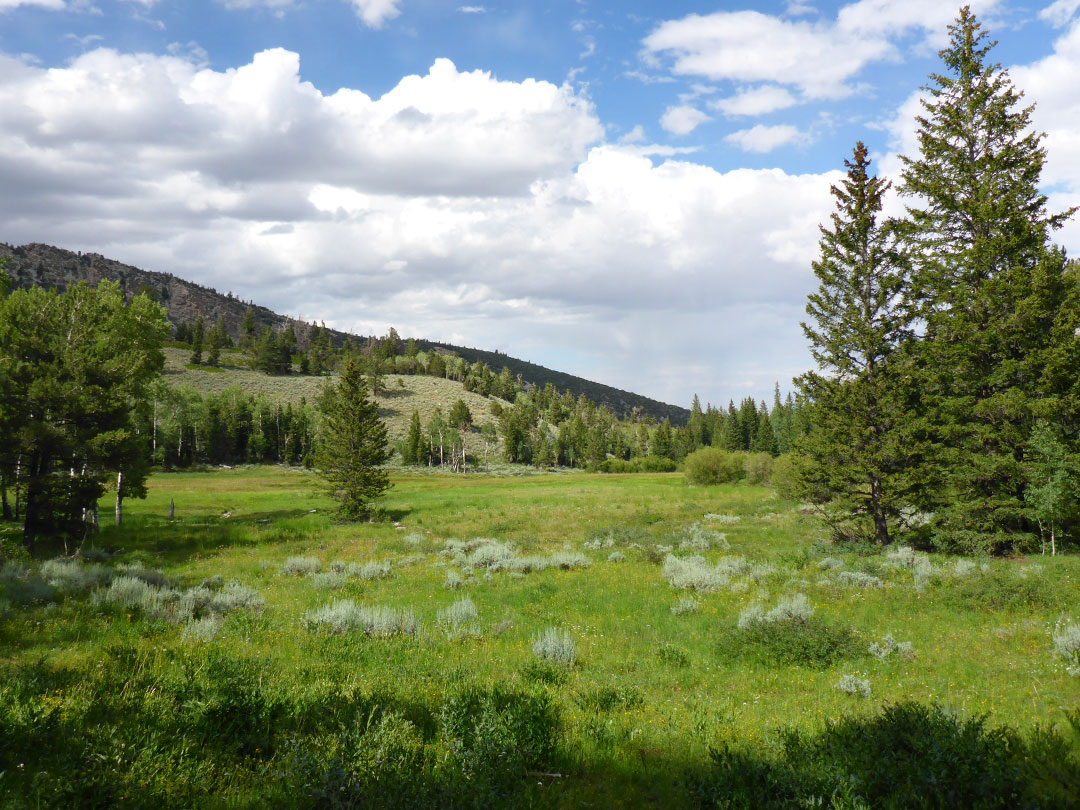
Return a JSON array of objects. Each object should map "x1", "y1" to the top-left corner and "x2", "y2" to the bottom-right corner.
[
  {"x1": 797, "y1": 142, "x2": 917, "y2": 545},
  {"x1": 190, "y1": 316, "x2": 205, "y2": 365},
  {"x1": 314, "y1": 359, "x2": 391, "y2": 520},
  {"x1": 0, "y1": 281, "x2": 167, "y2": 546},
  {"x1": 449, "y1": 399, "x2": 473, "y2": 430},
  {"x1": 899, "y1": 7, "x2": 1078, "y2": 553},
  {"x1": 403, "y1": 410, "x2": 424, "y2": 465}
]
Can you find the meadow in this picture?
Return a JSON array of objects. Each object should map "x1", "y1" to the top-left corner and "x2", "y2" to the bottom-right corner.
[{"x1": 2, "y1": 467, "x2": 1079, "y2": 808}]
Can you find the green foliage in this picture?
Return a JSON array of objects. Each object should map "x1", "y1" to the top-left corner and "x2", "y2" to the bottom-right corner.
[
  {"x1": 796, "y1": 142, "x2": 918, "y2": 546},
  {"x1": 897, "y1": 9, "x2": 1078, "y2": 553},
  {"x1": 0, "y1": 280, "x2": 168, "y2": 546},
  {"x1": 315, "y1": 359, "x2": 391, "y2": 520},
  {"x1": 689, "y1": 702, "x2": 1079, "y2": 810},
  {"x1": 683, "y1": 447, "x2": 745, "y2": 485}
]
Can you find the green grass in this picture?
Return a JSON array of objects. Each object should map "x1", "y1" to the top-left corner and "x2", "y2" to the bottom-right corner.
[{"x1": 2, "y1": 467, "x2": 1079, "y2": 807}]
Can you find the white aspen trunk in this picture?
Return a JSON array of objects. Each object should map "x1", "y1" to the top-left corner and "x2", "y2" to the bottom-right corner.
[
  {"x1": 152, "y1": 398, "x2": 158, "y2": 454},
  {"x1": 115, "y1": 469, "x2": 123, "y2": 527},
  {"x1": 1051, "y1": 523, "x2": 1056, "y2": 557}
]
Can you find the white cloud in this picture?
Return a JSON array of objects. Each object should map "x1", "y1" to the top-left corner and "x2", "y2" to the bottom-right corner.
[
  {"x1": 836, "y1": 0, "x2": 1001, "y2": 42},
  {"x1": 643, "y1": 0, "x2": 1003, "y2": 100},
  {"x1": 0, "y1": 46, "x2": 846, "y2": 405},
  {"x1": 0, "y1": 0, "x2": 65, "y2": 9},
  {"x1": 724, "y1": 124, "x2": 806, "y2": 153},
  {"x1": 712, "y1": 85, "x2": 798, "y2": 117},
  {"x1": 660, "y1": 104, "x2": 710, "y2": 135},
  {"x1": 347, "y1": 0, "x2": 398, "y2": 26},
  {"x1": 1040, "y1": 0, "x2": 1080, "y2": 28},
  {"x1": 457, "y1": 4, "x2": 485, "y2": 13},
  {"x1": 642, "y1": 10, "x2": 893, "y2": 100}
]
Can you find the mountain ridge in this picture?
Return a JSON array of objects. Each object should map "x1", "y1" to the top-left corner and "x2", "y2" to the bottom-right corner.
[{"x1": 0, "y1": 242, "x2": 690, "y2": 425}]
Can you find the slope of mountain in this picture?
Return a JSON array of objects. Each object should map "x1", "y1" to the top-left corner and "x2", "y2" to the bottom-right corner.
[{"x1": 1, "y1": 241, "x2": 689, "y2": 424}]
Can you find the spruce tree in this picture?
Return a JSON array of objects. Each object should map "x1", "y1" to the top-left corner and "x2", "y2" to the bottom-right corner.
[
  {"x1": 899, "y1": 7, "x2": 1077, "y2": 553},
  {"x1": 315, "y1": 358, "x2": 390, "y2": 520},
  {"x1": 796, "y1": 142, "x2": 917, "y2": 544},
  {"x1": 403, "y1": 410, "x2": 423, "y2": 465}
]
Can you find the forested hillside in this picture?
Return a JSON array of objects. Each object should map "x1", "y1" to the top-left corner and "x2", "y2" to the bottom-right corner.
[{"x1": 0, "y1": 242, "x2": 688, "y2": 425}]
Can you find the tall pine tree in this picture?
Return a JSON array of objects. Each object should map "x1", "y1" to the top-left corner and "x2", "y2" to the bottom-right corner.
[
  {"x1": 899, "y1": 7, "x2": 1077, "y2": 553},
  {"x1": 315, "y1": 358, "x2": 390, "y2": 520},
  {"x1": 796, "y1": 142, "x2": 917, "y2": 545}
]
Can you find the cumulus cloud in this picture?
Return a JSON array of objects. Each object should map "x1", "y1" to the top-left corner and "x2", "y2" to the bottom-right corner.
[
  {"x1": 660, "y1": 104, "x2": 711, "y2": 135},
  {"x1": 0, "y1": 45, "x2": 843, "y2": 405},
  {"x1": 458, "y1": 4, "x2": 485, "y2": 12},
  {"x1": 712, "y1": 85, "x2": 798, "y2": 117},
  {"x1": 725, "y1": 124, "x2": 806, "y2": 153}
]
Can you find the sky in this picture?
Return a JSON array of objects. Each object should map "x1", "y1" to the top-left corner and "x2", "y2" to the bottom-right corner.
[{"x1": 2, "y1": 1, "x2": 1080, "y2": 409}]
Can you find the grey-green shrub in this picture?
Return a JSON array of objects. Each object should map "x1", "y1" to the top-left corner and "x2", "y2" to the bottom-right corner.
[
  {"x1": 40, "y1": 559, "x2": 113, "y2": 592},
  {"x1": 671, "y1": 598, "x2": 700, "y2": 616},
  {"x1": 1052, "y1": 619, "x2": 1080, "y2": 676},
  {"x1": 532, "y1": 627, "x2": 576, "y2": 665},
  {"x1": 114, "y1": 563, "x2": 168, "y2": 587},
  {"x1": 738, "y1": 594, "x2": 814, "y2": 629},
  {"x1": 281, "y1": 556, "x2": 322, "y2": 576},
  {"x1": 469, "y1": 541, "x2": 517, "y2": 570},
  {"x1": 444, "y1": 570, "x2": 463, "y2": 589},
  {"x1": 663, "y1": 555, "x2": 730, "y2": 592},
  {"x1": 310, "y1": 571, "x2": 348, "y2": 590},
  {"x1": 94, "y1": 575, "x2": 178, "y2": 620},
  {"x1": 549, "y1": 551, "x2": 590, "y2": 570},
  {"x1": 438, "y1": 596, "x2": 480, "y2": 635},
  {"x1": 837, "y1": 571, "x2": 884, "y2": 589},
  {"x1": 347, "y1": 560, "x2": 393, "y2": 580},
  {"x1": 182, "y1": 616, "x2": 222, "y2": 642},
  {"x1": 676, "y1": 523, "x2": 730, "y2": 551},
  {"x1": 869, "y1": 634, "x2": 915, "y2": 661},
  {"x1": 608, "y1": 551, "x2": 626, "y2": 563},
  {"x1": 835, "y1": 674, "x2": 871, "y2": 698},
  {"x1": 817, "y1": 557, "x2": 845, "y2": 570},
  {"x1": 403, "y1": 532, "x2": 425, "y2": 547},
  {"x1": 304, "y1": 600, "x2": 419, "y2": 636}
]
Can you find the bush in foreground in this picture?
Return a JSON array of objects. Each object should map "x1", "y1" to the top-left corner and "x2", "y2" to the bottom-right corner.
[{"x1": 687, "y1": 702, "x2": 1080, "y2": 810}]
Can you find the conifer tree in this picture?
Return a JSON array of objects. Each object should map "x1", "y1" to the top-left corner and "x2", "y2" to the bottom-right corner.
[
  {"x1": 403, "y1": 410, "x2": 423, "y2": 465},
  {"x1": 797, "y1": 142, "x2": 916, "y2": 545},
  {"x1": 190, "y1": 317, "x2": 204, "y2": 365},
  {"x1": 899, "y1": 7, "x2": 1077, "y2": 553},
  {"x1": 314, "y1": 359, "x2": 390, "y2": 520}
]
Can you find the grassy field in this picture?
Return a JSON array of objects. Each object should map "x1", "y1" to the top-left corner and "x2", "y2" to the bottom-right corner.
[
  {"x1": 2, "y1": 468, "x2": 1079, "y2": 808},
  {"x1": 162, "y1": 347, "x2": 503, "y2": 453}
]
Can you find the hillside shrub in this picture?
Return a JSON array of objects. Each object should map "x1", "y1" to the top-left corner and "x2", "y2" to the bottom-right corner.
[{"x1": 682, "y1": 447, "x2": 744, "y2": 486}]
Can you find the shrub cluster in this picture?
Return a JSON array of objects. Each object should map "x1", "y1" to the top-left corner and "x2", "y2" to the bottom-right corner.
[{"x1": 686, "y1": 702, "x2": 1080, "y2": 810}]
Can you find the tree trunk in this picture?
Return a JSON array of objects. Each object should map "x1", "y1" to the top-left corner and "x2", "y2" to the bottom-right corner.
[
  {"x1": 115, "y1": 469, "x2": 123, "y2": 527},
  {"x1": 870, "y1": 478, "x2": 890, "y2": 545},
  {"x1": 1, "y1": 472, "x2": 10, "y2": 520}
]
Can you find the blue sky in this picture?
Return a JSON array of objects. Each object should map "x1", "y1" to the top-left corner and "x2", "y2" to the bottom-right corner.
[{"x1": 2, "y1": 0, "x2": 1079, "y2": 407}]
